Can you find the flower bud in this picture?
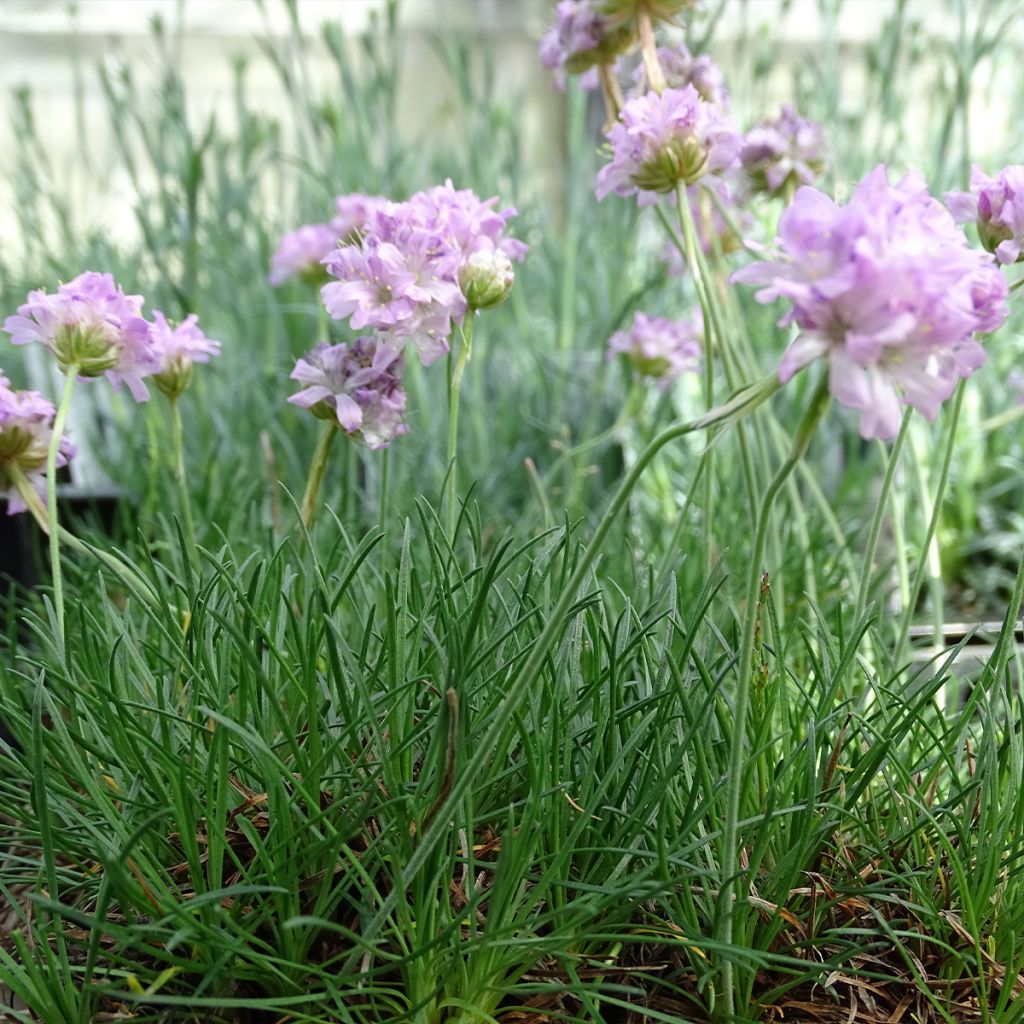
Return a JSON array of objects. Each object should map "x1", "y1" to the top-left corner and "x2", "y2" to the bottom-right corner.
[{"x1": 460, "y1": 249, "x2": 515, "y2": 310}]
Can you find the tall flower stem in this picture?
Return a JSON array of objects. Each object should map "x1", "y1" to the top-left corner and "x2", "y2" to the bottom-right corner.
[
  {"x1": 46, "y1": 367, "x2": 77, "y2": 647},
  {"x1": 379, "y1": 447, "x2": 390, "y2": 540},
  {"x1": 446, "y1": 317, "x2": 474, "y2": 538},
  {"x1": 714, "y1": 375, "x2": 831, "y2": 1022},
  {"x1": 853, "y1": 408, "x2": 913, "y2": 627},
  {"x1": 636, "y1": 7, "x2": 666, "y2": 93},
  {"x1": 300, "y1": 421, "x2": 338, "y2": 531},
  {"x1": 12, "y1": 466, "x2": 158, "y2": 606},
  {"x1": 168, "y1": 397, "x2": 197, "y2": 556}
]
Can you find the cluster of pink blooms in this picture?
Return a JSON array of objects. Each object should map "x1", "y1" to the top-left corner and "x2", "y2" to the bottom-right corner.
[
  {"x1": 608, "y1": 310, "x2": 702, "y2": 387},
  {"x1": 945, "y1": 165, "x2": 1024, "y2": 265},
  {"x1": 1, "y1": 271, "x2": 219, "y2": 514},
  {"x1": 268, "y1": 193, "x2": 388, "y2": 287},
  {"x1": 734, "y1": 166, "x2": 1008, "y2": 439},
  {"x1": 289, "y1": 338, "x2": 408, "y2": 450},
  {"x1": 286, "y1": 181, "x2": 526, "y2": 448},
  {"x1": 739, "y1": 105, "x2": 827, "y2": 199},
  {"x1": 320, "y1": 180, "x2": 527, "y2": 366},
  {"x1": 633, "y1": 44, "x2": 729, "y2": 107},
  {"x1": 4, "y1": 272, "x2": 220, "y2": 404},
  {"x1": 0, "y1": 371, "x2": 75, "y2": 515}
]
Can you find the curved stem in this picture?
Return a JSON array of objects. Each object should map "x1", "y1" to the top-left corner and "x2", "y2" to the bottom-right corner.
[
  {"x1": 714, "y1": 375, "x2": 831, "y2": 1021},
  {"x1": 636, "y1": 7, "x2": 666, "y2": 93},
  {"x1": 300, "y1": 421, "x2": 339, "y2": 531},
  {"x1": 46, "y1": 368, "x2": 77, "y2": 647},
  {"x1": 446, "y1": 317, "x2": 474, "y2": 538},
  {"x1": 854, "y1": 408, "x2": 913, "y2": 626},
  {"x1": 12, "y1": 466, "x2": 158, "y2": 606},
  {"x1": 169, "y1": 397, "x2": 197, "y2": 556}
]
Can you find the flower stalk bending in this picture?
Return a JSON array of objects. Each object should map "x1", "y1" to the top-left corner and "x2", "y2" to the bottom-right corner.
[{"x1": 46, "y1": 368, "x2": 77, "y2": 646}]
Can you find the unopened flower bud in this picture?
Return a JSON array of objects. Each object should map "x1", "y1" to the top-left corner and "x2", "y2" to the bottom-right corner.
[
  {"x1": 460, "y1": 249, "x2": 515, "y2": 310},
  {"x1": 946, "y1": 165, "x2": 1024, "y2": 265}
]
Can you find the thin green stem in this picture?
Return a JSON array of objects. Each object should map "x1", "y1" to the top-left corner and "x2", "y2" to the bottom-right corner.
[
  {"x1": 12, "y1": 466, "x2": 158, "y2": 606},
  {"x1": 169, "y1": 397, "x2": 197, "y2": 555},
  {"x1": 714, "y1": 375, "x2": 831, "y2": 1022},
  {"x1": 300, "y1": 420, "x2": 339, "y2": 531},
  {"x1": 854, "y1": 408, "x2": 913, "y2": 626},
  {"x1": 46, "y1": 368, "x2": 77, "y2": 648},
  {"x1": 446, "y1": 317, "x2": 474, "y2": 538},
  {"x1": 379, "y1": 447, "x2": 390, "y2": 540}
]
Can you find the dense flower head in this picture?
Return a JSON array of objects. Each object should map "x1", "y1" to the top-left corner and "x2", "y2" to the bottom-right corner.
[
  {"x1": 596, "y1": 86, "x2": 741, "y2": 205},
  {"x1": 0, "y1": 370, "x2": 75, "y2": 515},
  {"x1": 331, "y1": 193, "x2": 389, "y2": 241},
  {"x1": 539, "y1": 0, "x2": 633, "y2": 90},
  {"x1": 288, "y1": 337, "x2": 408, "y2": 449},
  {"x1": 633, "y1": 44, "x2": 729, "y2": 108},
  {"x1": 740, "y1": 105, "x2": 827, "y2": 199},
  {"x1": 733, "y1": 165, "x2": 1008, "y2": 440},
  {"x1": 149, "y1": 311, "x2": 221, "y2": 400},
  {"x1": 945, "y1": 164, "x2": 1024, "y2": 264},
  {"x1": 4, "y1": 272, "x2": 156, "y2": 401},
  {"x1": 608, "y1": 310, "x2": 702, "y2": 385},
  {"x1": 269, "y1": 223, "x2": 338, "y2": 287},
  {"x1": 322, "y1": 181, "x2": 526, "y2": 365}
]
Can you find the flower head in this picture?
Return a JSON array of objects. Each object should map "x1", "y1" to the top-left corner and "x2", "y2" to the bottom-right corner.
[
  {"x1": 331, "y1": 193, "x2": 389, "y2": 242},
  {"x1": 608, "y1": 310, "x2": 702, "y2": 386},
  {"x1": 0, "y1": 371, "x2": 75, "y2": 515},
  {"x1": 740, "y1": 105, "x2": 827, "y2": 199},
  {"x1": 596, "y1": 86, "x2": 741, "y2": 205},
  {"x1": 322, "y1": 182, "x2": 526, "y2": 365},
  {"x1": 288, "y1": 337, "x2": 409, "y2": 449},
  {"x1": 3, "y1": 272, "x2": 156, "y2": 401},
  {"x1": 539, "y1": 0, "x2": 633, "y2": 90},
  {"x1": 269, "y1": 223, "x2": 339, "y2": 287},
  {"x1": 633, "y1": 44, "x2": 729, "y2": 108},
  {"x1": 945, "y1": 164, "x2": 1024, "y2": 264},
  {"x1": 733, "y1": 165, "x2": 1008, "y2": 439},
  {"x1": 149, "y1": 312, "x2": 221, "y2": 400}
]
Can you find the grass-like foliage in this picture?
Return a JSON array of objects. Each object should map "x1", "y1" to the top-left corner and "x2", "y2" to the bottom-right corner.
[{"x1": 2, "y1": 1, "x2": 1024, "y2": 1021}]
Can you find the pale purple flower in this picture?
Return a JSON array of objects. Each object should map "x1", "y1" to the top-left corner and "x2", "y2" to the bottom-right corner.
[
  {"x1": 331, "y1": 193, "x2": 389, "y2": 241},
  {"x1": 945, "y1": 164, "x2": 1024, "y2": 264},
  {"x1": 0, "y1": 370, "x2": 75, "y2": 515},
  {"x1": 539, "y1": 0, "x2": 627, "y2": 90},
  {"x1": 322, "y1": 182, "x2": 526, "y2": 365},
  {"x1": 269, "y1": 223, "x2": 338, "y2": 287},
  {"x1": 633, "y1": 44, "x2": 729, "y2": 108},
  {"x1": 596, "y1": 86, "x2": 741, "y2": 205},
  {"x1": 740, "y1": 105, "x2": 827, "y2": 199},
  {"x1": 3, "y1": 272, "x2": 156, "y2": 401},
  {"x1": 608, "y1": 310, "x2": 702, "y2": 386},
  {"x1": 149, "y1": 311, "x2": 221, "y2": 400},
  {"x1": 288, "y1": 338, "x2": 408, "y2": 449},
  {"x1": 733, "y1": 165, "x2": 1009, "y2": 440}
]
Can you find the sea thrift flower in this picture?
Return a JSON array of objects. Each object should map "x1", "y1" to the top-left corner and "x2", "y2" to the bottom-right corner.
[
  {"x1": 460, "y1": 249, "x2": 515, "y2": 310},
  {"x1": 608, "y1": 310, "x2": 702, "y2": 385},
  {"x1": 269, "y1": 223, "x2": 338, "y2": 287},
  {"x1": 596, "y1": 86, "x2": 740, "y2": 204},
  {"x1": 539, "y1": 0, "x2": 633, "y2": 90},
  {"x1": 740, "y1": 105, "x2": 827, "y2": 199},
  {"x1": 733, "y1": 165, "x2": 1008, "y2": 440},
  {"x1": 4, "y1": 272, "x2": 155, "y2": 401},
  {"x1": 945, "y1": 165, "x2": 1024, "y2": 264},
  {"x1": 322, "y1": 182, "x2": 526, "y2": 365},
  {"x1": 331, "y1": 193, "x2": 389, "y2": 242},
  {"x1": 633, "y1": 44, "x2": 729, "y2": 108},
  {"x1": 289, "y1": 337, "x2": 408, "y2": 449},
  {"x1": 0, "y1": 371, "x2": 75, "y2": 515},
  {"x1": 149, "y1": 311, "x2": 221, "y2": 400}
]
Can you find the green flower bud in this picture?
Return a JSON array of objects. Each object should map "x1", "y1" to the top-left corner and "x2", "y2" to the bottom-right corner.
[{"x1": 460, "y1": 249, "x2": 515, "y2": 311}]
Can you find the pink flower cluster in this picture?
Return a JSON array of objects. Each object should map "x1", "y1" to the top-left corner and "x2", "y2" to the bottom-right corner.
[
  {"x1": 321, "y1": 181, "x2": 527, "y2": 366},
  {"x1": 945, "y1": 164, "x2": 1024, "y2": 265},
  {"x1": 608, "y1": 310, "x2": 702, "y2": 386},
  {"x1": 3, "y1": 272, "x2": 219, "y2": 403},
  {"x1": 734, "y1": 166, "x2": 1008, "y2": 439},
  {"x1": 0, "y1": 370, "x2": 74, "y2": 515}
]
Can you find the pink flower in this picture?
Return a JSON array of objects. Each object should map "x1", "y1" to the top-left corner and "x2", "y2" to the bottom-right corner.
[
  {"x1": 945, "y1": 164, "x2": 1024, "y2": 264},
  {"x1": 733, "y1": 165, "x2": 1008, "y2": 439}
]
